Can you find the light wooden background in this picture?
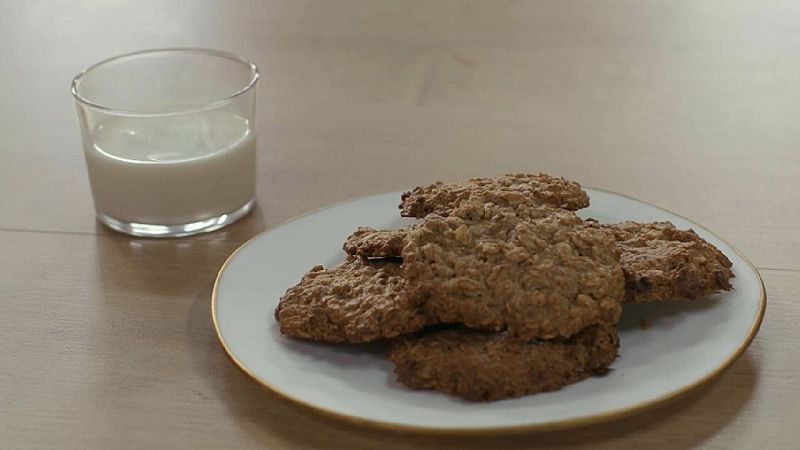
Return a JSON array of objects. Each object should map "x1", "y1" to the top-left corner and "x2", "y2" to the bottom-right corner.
[{"x1": 2, "y1": 1, "x2": 798, "y2": 448}]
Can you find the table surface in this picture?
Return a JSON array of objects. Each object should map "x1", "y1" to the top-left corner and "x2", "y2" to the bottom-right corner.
[{"x1": 2, "y1": 1, "x2": 798, "y2": 448}]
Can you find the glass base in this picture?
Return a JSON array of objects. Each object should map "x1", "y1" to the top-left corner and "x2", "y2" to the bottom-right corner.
[{"x1": 97, "y1": 199, "x2": 255, "y2": 238}]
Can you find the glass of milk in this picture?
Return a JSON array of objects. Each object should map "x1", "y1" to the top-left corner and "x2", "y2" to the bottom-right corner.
[{"x1": 72, "y1": 48, "x2": 260, "y2": 237}]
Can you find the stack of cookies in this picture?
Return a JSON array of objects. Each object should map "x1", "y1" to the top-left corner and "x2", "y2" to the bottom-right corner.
[{"x1": 274, "y1": 174, "x2": 734, "y2": 401}]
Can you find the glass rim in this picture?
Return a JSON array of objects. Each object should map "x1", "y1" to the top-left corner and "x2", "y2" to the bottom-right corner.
[{"x1": 71, "y1": 47, "x2": 260, "y2": 116}]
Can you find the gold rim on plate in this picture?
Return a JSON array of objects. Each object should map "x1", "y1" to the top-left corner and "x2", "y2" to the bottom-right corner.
[{"x1": 210, "y1": 188, "x2": 766, "y2": 435}]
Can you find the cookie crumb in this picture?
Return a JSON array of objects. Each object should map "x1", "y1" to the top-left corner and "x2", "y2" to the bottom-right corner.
[{"x1": 639, "y1": 318, "x2": 652, "y2": 330}]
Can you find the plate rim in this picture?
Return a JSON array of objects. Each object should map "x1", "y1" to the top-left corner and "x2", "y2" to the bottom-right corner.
[{"x1": 211, "y1": 187, "x2": 766, "y2": 435}]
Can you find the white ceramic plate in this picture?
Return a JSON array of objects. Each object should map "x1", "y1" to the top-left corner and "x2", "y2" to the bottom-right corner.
[{"x1": 212, "y1": 188, "x2": 765, "y2": 433}]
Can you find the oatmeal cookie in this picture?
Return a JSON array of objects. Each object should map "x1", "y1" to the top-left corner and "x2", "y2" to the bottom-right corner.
[
  {"x1": 400, "y1": 173, "x2": 590, "y2": 218},
  {"x1": 274, "y1": 257, "x2": 427, "y2": 343},
  {"x1": 601, "y1": 221, "x2": 734, "y2": 303},
  {"x1": 343, "y1": 226, "x2": 409, "y2": 258},
  {"x1": 344, "y1": 201, "x2": 581, "y2": 258},
  {"x1": 389, "y1": 324, "x2": 619, "y2": 401},
  {"x1": 344, "y1": 219, "x2": 734, "y2": 304},
  {"x1": 402, "y1": 211, "x2": 624, "y2": 339}
]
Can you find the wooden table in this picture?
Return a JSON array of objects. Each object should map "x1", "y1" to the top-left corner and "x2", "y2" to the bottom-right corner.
[{"x1": 2, "y1": 1, "x2": 797, "y2": 448}]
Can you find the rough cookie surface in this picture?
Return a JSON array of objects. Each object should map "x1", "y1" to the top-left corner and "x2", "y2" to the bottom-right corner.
[
  {"x1": 402, "y1": 211, "x2": 624, "y2": 339},
  {"x1": 399, "y1": 173, "x2": 590, "y2": 218},
  {"x1": 389, "y1": 324, "x2": 619, "y2": 401},
  {"x1": 344, "y1": 201, "x2": 582, "y2": 258},
  {"x1": 601, "y1": 221, "x2": 734, "y2": 303},
  {"x1": 344, "y1": 218, "x2": 735, "y2": 304},
  {"x1": 274, "y1": 257, "x2": 427, "y2": 343},
  {"x1": 343, "y1": 227, "x2": 410, "y2": 258}
]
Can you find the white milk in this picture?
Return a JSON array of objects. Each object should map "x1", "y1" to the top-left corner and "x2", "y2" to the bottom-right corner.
[{"x1": 84, "y1": 112, "x2": 256, "y2": 225}]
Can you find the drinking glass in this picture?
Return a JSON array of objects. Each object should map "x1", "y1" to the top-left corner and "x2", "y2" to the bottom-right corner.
[{"x1": 72, "y1": 48, "x2": 260, "y2": 237}]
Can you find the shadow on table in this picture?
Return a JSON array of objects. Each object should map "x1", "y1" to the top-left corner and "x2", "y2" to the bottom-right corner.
[
  {"x1": 93, "y1": 202, "x2": 267, "y2": 298},
  {"x1": 202, "y1": 312, "x2": 758, "y2": 450}
]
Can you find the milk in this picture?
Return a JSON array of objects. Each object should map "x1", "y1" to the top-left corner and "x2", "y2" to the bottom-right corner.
[{"x1": 84, "y1": 112, "x2": 256, "y2": 225}]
